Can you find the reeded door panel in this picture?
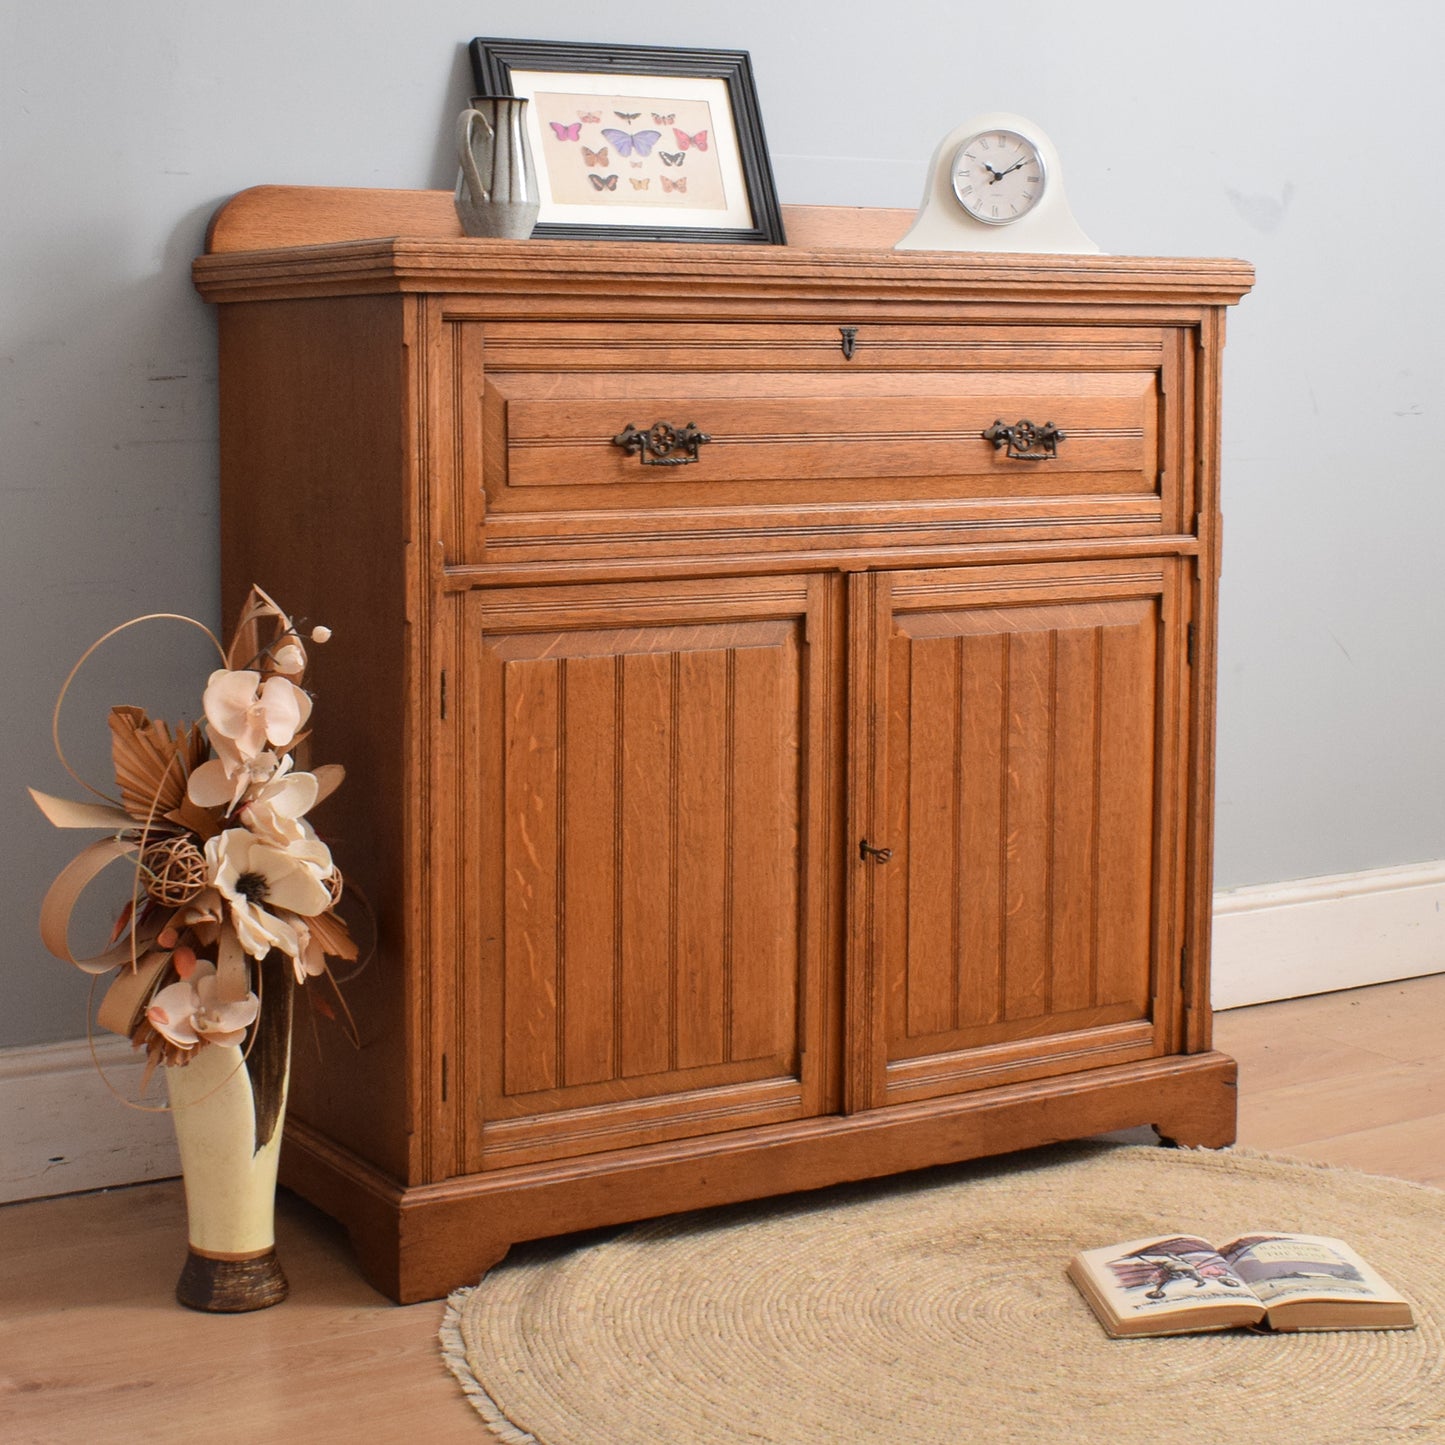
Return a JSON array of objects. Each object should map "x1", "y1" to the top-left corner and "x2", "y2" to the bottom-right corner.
[
  {"x1": 462, "y1": 574, "x2": 834, "y2": 1169},
  {"x1": 849, "y1": 559, "x2": 1189, "y2": 1109}
]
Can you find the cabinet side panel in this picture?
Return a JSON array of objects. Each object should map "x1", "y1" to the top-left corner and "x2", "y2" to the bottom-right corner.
[{"x1": 218, "y1": 296, "x2": 412, "y2": 1183}]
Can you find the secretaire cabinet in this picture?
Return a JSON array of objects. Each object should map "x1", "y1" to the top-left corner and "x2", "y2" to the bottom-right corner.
[{"x1": 195, "y1": 187, "x2": 1253, "y2": 1302}]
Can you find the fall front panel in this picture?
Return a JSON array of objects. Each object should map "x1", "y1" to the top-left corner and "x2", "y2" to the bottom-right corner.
[{"x1": 462, "y1": 576, "x2": 830, "y2": 1169}]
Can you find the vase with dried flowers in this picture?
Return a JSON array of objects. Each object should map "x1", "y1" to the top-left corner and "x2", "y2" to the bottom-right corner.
[{"x1": 30, "y1": 587, "x2": 357, "y2": 1312}]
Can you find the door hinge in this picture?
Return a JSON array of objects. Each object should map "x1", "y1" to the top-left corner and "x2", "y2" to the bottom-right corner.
[
  {"x1": 441, "y1": 1052, "x2": 449, "y2": 1103},
  {"x1": 440, "y1": 668, "x2": 448, "y2": 719},
  {"x1": 1186, "y1": 624, "x2": 1197, "y2": 666}
]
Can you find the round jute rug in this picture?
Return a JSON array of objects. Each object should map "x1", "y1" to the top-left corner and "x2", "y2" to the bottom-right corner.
[{"x1": 440, "y1": 1144, "x2": 1444, "y2": 1444}]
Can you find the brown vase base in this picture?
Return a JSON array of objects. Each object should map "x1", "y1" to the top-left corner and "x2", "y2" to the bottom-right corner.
[{"x1": 175, "y1": 1247, "x2": 289, "y2": 1312}]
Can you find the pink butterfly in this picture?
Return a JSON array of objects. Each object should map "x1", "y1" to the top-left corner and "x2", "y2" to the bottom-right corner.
[
  {"x1": 661, "y1": 176, "x2": 687, "y2": 193},
  {"x1": 673, "y1": 128, "x2": 708, "y2": 151},
  {"x1": 549, "y1": 121, "x2": 582, "y2": 141},
  {"x1": 577, "y1": 111, "x2": 601, "y2": 123}
]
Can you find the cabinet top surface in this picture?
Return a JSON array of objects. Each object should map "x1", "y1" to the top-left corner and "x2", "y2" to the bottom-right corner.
[{"x1": 193, "y1": 186, "x2": 1254, "y2": 309}]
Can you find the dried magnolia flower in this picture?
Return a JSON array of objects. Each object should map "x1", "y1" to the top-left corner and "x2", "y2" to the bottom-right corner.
[{"x1": 146, "y1": 961, "x2": 259, "y2": 1050}]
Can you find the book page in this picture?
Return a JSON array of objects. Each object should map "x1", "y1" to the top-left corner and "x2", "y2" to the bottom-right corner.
[
  {"x1": 1074, "y1": 1234, "x2": 1261, "y2": 1325},
  {"x1": 1219, "y1": 1234, "x2": 1404, "y2": 1307}
]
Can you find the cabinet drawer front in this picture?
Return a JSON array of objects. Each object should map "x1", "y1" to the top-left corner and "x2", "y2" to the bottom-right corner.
[
  {"x1": 489, "y1": 370, "x2": 1157, "y2": 495},
  {"x1": 455, "y1": 323, "x2": 1188, "y2": 565}
]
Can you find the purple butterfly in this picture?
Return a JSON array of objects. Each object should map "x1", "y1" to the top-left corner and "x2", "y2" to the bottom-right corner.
[
  {"x1": 600, "y1": 127, "x2": 661, "y2": 158},
  {"x1": 549, "y1": 121, "x2": 582, "y2": 141}
]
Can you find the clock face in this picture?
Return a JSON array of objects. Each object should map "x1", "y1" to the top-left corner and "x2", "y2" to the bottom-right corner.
[{"x1": 949, "y1": 129, "x2": 1047, "y2": 225}]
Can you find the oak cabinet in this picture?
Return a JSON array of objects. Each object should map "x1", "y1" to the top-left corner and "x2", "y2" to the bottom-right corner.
[{"x1": 195, "y1": 187, "x2": 1252, "y2": 1302}]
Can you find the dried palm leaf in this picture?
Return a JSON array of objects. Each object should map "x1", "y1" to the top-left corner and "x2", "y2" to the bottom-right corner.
[
  {"x1": 107, "y1": 706, "x2": 208, "y2": 826},
  {"x1": 309, "y1": 906, "x2": 359, "y2": 962}
]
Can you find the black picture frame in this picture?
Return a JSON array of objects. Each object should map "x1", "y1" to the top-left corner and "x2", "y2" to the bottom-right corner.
[{"x1": 469, "y1": 37, "x2": 786, "y2": 245}]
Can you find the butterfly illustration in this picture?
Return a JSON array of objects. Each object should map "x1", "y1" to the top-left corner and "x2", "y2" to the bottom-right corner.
[
  {"x1": 652, "y1": 112, "x2": 675, "y2": 125},
  {"x1": 629, "y1": 160, "x2": 644, "y2": 169},
  {"x1": 673, "y1": 128, "x2": 708, "y2": 151},
  {"x1": 660, "y1": 152, "x2": 685, "y2": 167},
  {"x1": 601, "y1": 127, "x2": 662, "y2": 158},
  {"x1": 582, "y1": 146, "x2": 609, "y2": 167},
  {"x1": 630, "y1": 177, "x2": 650, "y2": 190},
  {"x1": 661, "y1": 175, "x2": 687, "y2": 193},
  {"x1": 588, "y1": 174, "x2": 619, "y2": 191},
  {"x1": 614, "y1": 111, "x2": 641, "y2": 121},
  {"x1": 549, "y1": 121, "x2": 582, "y2": 141},
  {"x1": 577, "y1": 110, "x2": 601, "y2": 123}
]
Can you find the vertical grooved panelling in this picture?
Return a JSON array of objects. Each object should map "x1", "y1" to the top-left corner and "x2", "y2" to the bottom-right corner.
[
  {"x1": 1050, "y1": 625, "x2": 1101, "y2": 1014},
  {"x1": 502, "y1": 657, "x2": 559, "y2": 1096},
  {"x1": 950, "y1": 635, "x2": 965, "y2": 1029},
  {"x1": 1095, "y1": 610, "x2": 1158, "y2": 1011},
  {"x1": 958, "y1": 631, "x2": 1005, "y2": 1029},
  {"x1": 1090, "y1": 632, "x2": 1105, "y2": 1004},
  {"x1": 905, "y1": 634, "x2": 960, "y2": 1038},
  {"x1": 675, "y1": 649, "x2": 729, "y2": 1069},
  {"x1": 879, "y1": 591, "x2": 1165, "y2": 1078},
  {"x1": 1045, "y1": 630, "x2": 1058, "y2": 1014},
  {"x1": 882, "y1": 622, "x2": 911, "y2": 1053},
  {"x1": 997, "y1": 632, "x2": 1011, "y2": 1018},
  {"x1": 560, "y1": 654, "x2": 618, "y2": 1087},
  {"x1": 1003, "y1": 628, "x2": 1051, "y2": 1021},
  {"x1": 612, "y1": 655, "x2": 625, "y2": 1075},
  {"x1": 723, "y1": 651, "x2": 737, "y2": 1063},
  {"x1": 729, "y1": 636, "x2": 794, "y2": 1063},
  {"x1": 619, "y1": 651, "x2": 672, "y2": 1078},
  {"x1": 668, "y1": 652, "x2": 680, "y2": 1073},
  {"x1": 555, "y1": 659, "x2": 567, "y2": 1084}
]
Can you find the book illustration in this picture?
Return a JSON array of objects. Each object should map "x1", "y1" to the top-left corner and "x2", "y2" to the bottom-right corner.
[{"x1": 1105, "y1": 1237, "x2": 1248, "y2": 1300}]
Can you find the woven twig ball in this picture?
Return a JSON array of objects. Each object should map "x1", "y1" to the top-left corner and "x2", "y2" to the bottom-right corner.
[{"x1": 141, "y1": 835, "x2": 208, "y2": 905}]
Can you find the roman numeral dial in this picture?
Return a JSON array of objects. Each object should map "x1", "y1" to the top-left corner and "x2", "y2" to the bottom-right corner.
[{"x1": 950, "y1": 128, "x2": 1046, "y2": 225}]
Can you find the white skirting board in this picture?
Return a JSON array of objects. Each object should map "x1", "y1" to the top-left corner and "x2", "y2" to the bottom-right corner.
[
  {"x1": 4, "y1": 860, "x2": 1443, "y2": 1202},
  {"x1": 0, "y1": 1034, "x2": 179, "y2": 1205},
  {"x1": 1211, "y1": 859, "x2": 1445, "y2": 1010}
]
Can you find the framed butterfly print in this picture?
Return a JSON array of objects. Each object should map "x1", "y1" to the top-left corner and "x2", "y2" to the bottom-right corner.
[{"x1": 468, "y1": 37, "x2": 785, "y2": 244}]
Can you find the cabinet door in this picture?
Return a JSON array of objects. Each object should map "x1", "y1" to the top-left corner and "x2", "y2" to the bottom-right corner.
[
  {"x1": 848, "y1": 560, "x2": 1189, "y2": 1111},
  {"x1": 461, "y1": 574, "x2": 837, "y2": 1171}
]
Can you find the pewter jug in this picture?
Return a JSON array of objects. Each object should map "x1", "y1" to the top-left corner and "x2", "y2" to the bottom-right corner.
[{"x1": 455, "y1": 95, "x2": 540, "y2": 239}]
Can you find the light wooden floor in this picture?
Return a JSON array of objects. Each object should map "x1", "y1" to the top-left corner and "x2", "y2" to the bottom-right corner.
[{"x1": 2, "y1": 973, "x2": 1442, "y2": 1444}]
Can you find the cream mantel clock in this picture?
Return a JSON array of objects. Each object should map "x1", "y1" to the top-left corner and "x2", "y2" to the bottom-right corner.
[{"x1": 896, "y1": 112, "x2": 1100, "y2": 253}]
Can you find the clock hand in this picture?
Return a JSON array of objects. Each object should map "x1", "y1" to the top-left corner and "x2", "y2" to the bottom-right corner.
[{"x1": 998, "y1": 157, "x2": 1030, "y2": 177}]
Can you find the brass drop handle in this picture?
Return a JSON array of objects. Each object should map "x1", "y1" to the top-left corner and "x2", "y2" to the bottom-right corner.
[
  {"x1": 983, "y1": 418, "x2": 1066, "y2": 461},
  {"x1": 613, "y1": 421, "x2": 712, "y2": 467},
  {"x1": 859, "y1": 839, "x2": 893, "y2": 864}
]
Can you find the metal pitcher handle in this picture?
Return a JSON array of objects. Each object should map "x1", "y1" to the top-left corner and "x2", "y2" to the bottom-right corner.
[{"x1": 456, "y1": 108, "x2": 495, "y2": 204}]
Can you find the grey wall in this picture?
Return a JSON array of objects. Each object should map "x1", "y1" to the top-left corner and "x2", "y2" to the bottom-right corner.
[{"x1": 5, "y1": 1, "x2": 1443, "y2": 1046}]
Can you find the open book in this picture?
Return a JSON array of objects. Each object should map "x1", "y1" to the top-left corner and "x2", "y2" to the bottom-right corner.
[{"x1": 1068, "y1": 1232, "x2": 1416, "y2": 1338}]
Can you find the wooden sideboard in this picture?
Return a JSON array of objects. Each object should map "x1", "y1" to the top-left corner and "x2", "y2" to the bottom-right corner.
[{"x1": 194, "y1": 187, "x2": 1253, "y2": 1303}]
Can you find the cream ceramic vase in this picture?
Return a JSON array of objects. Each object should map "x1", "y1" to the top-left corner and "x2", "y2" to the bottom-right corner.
[{"x1": 166, "y1": 1036, "x2": 290, "y2": 1311}]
